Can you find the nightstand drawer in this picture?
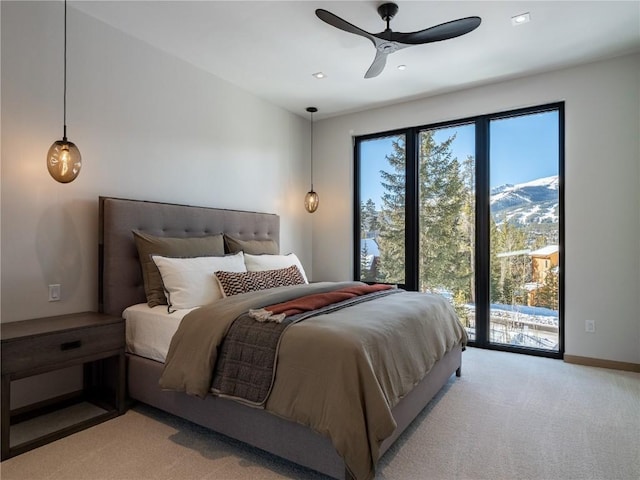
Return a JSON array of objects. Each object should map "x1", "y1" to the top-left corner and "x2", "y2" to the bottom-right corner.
[{"x1": 1, "y1": 322, "x2": 124, "y2": 376}]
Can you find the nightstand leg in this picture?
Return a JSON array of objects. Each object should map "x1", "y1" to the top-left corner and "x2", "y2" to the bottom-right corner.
[
  {"x1": 1, "y1": 374, "x2": 11, "y2": 460},
  {"x1": 117, "y1": 350, "x2": 126, "y2": 414}
]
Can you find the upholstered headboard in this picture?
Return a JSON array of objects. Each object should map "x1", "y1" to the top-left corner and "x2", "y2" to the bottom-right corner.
[{"x1": 98, "y1": 197, "x2": 280, "y2": 317}]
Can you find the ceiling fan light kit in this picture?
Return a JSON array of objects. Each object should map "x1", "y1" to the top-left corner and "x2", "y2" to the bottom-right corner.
[{"x1": 316, "y1": 2, "x2": 481, "y2": 78}]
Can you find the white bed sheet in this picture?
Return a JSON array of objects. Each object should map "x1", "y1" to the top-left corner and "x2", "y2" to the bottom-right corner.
[{"x1": 123, "y1": 303, "x2": 196, "y2": 362}]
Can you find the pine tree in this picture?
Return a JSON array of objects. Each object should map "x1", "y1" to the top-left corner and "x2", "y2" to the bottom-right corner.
[
  {"x1": 534, "y1": 268, "x2": 559, "y2": 310},
  {"x1": 360, "y1": 240, "x2": 372, "y2": 282},
  {"x1": 359, "y1": 201, "x2": 368, "y2": 239},
  {"x1": 450, "y1": 154, "x2": 476, "y2": 324},
  {"x1": 492, "y1": 218, "x2": 529, "y2": 304},
  {"x1": 417, "y1": 131, "x2": 468, "y2": 295},
  {"x1": 489, "y1": 216, "x2": 503, "y2": 303},
  {"x1": 364, "y1": 199, "x2": 379, "y2": 236},
  {"x1": 376, "y1": 136, "x2": 406, "y2": 284},
  {"x1": 375, "y1": 131, "x2": 471, "y2": 293},
  {"x1": 457, "y1": 154, "x2": 476, "y2": 304}
]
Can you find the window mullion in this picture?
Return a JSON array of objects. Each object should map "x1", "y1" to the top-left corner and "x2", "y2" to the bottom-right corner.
[
  {"x1": 353, "y1": 138, "x2": 362, "y2": 281},
  {"x1": 405, "y1": 128, "x2": 419, "y2": 291},
  {"x1": 475, "y1": 118, "x2": 490, "y2": 347}
]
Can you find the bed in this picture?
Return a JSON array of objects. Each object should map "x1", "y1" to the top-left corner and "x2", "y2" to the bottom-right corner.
[{"x1": 98, "y1": 196, "x2": 466, "y2": 480}]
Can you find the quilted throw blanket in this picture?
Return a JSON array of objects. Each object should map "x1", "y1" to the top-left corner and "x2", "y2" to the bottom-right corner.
[
  {"x1": 160, "y1": 281, "x2": 467, "y2": 480},
  {"x1": 211, "y1": 284, "x2": 399, "y2": 406}
]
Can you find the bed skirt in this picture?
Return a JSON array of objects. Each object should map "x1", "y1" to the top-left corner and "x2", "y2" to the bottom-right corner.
[{"x1": 126, "y1": 344, "x2": 462, "y2": 480}]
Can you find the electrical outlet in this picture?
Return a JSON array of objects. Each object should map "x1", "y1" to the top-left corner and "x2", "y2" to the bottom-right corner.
[
  {"x1": 585, "y1": 319, "x2": 596, "y2": 333},
  {"x1": 48, "y1": 284, "x2": 61, "y2": 302}
]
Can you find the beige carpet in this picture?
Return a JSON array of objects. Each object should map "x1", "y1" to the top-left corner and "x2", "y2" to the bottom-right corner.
[{"x1": 2, "y1": 347, "x2": 639, "y2": 480}]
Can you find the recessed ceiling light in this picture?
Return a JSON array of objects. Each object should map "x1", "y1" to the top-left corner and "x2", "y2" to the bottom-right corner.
[
  {"x1": 511, "y1": 12, "x2": 530, "y2": 26},
  {"x1": 312, "y1": 72, "x2": 326, "y2": 79},
  {"x1": 397, "y1": 65, "x2": 407, "y2": 71}
]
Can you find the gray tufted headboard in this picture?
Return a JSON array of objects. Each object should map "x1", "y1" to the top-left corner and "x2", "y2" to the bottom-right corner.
[{"x1": 98, "y1": 197, "x2": 280, "y2": 317}]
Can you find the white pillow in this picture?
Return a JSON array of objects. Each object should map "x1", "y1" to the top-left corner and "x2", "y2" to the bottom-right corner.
[
  {"x1": 243, "y1": 253, "x2": 308, "y2": 283},
  {"x1": 152, "y1": 252, "x2": 246, "y2": 309}
]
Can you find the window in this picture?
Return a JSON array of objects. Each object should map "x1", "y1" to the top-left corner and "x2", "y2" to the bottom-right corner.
[
  {"x1": 357, "y1": 134, "x2": 406, "y2": 286},
  {"x1": 354, "y1": 104, "x2": 564, "y2": 357}
]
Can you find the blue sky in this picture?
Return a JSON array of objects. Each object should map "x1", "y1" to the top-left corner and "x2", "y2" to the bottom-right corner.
[{"x1": 360, "y1": 111, "x2": 559, "y2": 208}]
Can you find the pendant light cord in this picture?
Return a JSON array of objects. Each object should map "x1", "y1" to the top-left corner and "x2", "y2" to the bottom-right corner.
[
  {"x1": 63, "y1": 0, "x2": 67, "y2": 141},
  {"x1": 309, "y1": 109, "x2": 313, "y2": 189}
]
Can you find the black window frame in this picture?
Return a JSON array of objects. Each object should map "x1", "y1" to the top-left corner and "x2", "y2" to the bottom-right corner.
[{"x1": 353, "y1": 102, "x2": 565, "y2": 359}]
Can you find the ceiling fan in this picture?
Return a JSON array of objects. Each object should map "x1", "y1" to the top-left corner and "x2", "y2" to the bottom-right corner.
[{"x1": 316, "y1": 3, "x2": 481, "y2": 79}]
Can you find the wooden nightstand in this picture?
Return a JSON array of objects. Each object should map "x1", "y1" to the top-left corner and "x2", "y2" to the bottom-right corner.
[{"x1": 1, "y1": 312, "x2": 125, "y2": 460}]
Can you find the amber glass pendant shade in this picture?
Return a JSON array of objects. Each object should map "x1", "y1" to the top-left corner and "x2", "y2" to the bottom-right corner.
[
  {"x1": 47, "y1": 140, "x2": 82, "y2": 183},
  {"x1": 304, "y1": 189, "x2": 319, "y2": 213}
]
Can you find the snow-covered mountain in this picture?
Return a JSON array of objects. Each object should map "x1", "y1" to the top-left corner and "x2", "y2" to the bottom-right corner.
[{"x1": 490, "y1": 175, "x2": 559, "y2": 225}]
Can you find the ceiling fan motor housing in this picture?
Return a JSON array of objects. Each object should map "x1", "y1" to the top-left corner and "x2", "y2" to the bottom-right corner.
[{"x1": 378, "y1": 3, "x2": 399, "y2": 22}]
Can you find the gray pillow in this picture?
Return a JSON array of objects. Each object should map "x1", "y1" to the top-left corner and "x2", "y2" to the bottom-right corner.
[
  {"x1": 224, "y1": 234, "x2": 279, "y2": 255},
  {"x1": 133, "y1": 231, "x2": 224, "y2": 307}
]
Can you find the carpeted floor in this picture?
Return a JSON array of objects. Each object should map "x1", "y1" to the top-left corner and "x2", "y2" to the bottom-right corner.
[{"x1": 2, "y1": 347, "x2": 639, "y2": 480}]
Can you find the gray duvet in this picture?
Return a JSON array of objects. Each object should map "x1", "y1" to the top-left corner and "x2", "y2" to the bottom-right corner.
[{"x1": 160, "y1": 281, "x2": 467, "y2": 480}]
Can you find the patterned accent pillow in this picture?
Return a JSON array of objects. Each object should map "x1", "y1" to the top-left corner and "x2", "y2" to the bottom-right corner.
[{"x1": 215, "y1": 265, "x2": 305, "y2": 297}]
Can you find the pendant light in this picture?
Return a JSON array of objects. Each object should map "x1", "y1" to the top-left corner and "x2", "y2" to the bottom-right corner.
[
  {"x1": 304, "y1": 107, "x2": 319, "y2": 213},
  {"x1": 47, "y1": 0, "x2": 82, "y2": 183}
]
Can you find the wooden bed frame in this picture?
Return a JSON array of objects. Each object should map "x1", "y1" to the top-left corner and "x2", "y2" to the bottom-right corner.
[{"x1": 98, "y1": 196, "x2": 463, "y2": 480}]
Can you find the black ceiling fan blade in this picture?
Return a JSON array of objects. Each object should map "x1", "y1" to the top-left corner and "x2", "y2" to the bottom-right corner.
[
  {"x1": 315, "y1": 8, "x2": 377, "y2": 45},
  {"x1": 364, "y1": 50, "x2": 389, "y2": 79},
  {"x1": 384, "y1": 16, "x2": 481, "y2": 45},
  {"x1": 316, "y1": 4, "x2": 481, "y2": 79}
]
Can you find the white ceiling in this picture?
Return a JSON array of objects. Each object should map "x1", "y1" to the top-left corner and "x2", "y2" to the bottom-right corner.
[{"x1": 73, "y1": 1, "x2": 640, "y2": 120}]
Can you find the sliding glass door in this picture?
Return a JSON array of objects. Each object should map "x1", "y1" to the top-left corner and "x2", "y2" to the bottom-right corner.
[{"x1": 354, "y1": 104, "x2": 563, "y2": 357}]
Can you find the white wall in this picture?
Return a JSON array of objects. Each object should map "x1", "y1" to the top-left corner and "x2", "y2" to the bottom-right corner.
[
  {"x1": 1, "y1": 1, "x2": 311, "y2": 323},
  {"x1": 312, "y1": 54, "x2": 640, "y2": 365}
]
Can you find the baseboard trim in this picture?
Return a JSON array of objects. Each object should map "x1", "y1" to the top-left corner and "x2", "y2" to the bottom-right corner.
[{"x1": 564, "y1": 354, "x2": 640, "y2": 373}]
